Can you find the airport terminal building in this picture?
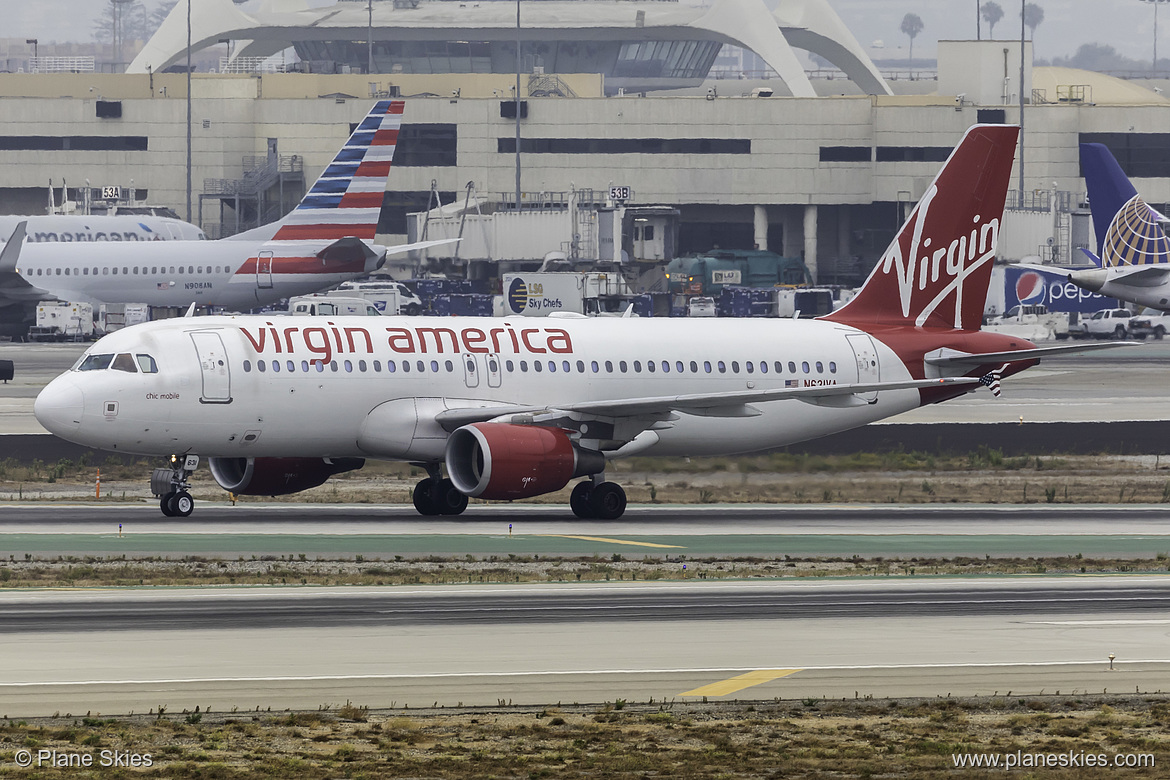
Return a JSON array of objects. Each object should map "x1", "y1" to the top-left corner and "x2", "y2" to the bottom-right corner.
[{"x1": 2, "y1": 0, "x2": 1170, "y2": 284}]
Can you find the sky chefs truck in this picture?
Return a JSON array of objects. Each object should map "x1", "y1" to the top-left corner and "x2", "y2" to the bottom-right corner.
[{"x1": 501, "y1": 272, "x2": 633, "y2": 316}]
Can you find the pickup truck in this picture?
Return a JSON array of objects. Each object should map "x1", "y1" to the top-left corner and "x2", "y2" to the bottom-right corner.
[
  {"x1": 984, "y1": 304, "x2": 1072, "y2": 340},
  {"x1": 1128, "y1": 310, "x2": 1170, "y2": 339},
  {"x1": 1069, "y1": 307, "x2": 1133, "y2": 339}
]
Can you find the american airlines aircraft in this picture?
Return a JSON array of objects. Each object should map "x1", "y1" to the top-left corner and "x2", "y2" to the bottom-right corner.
[
  {"x1": 0, "y1": 213, "x2": 206, "y2": 243},
  {"x1": 0, "y1": 100, "x2": 449, "y2": 337},
  {"x1": 1067, "y1": 142, "x2": 1170, "y2": 310},
  {"x1": 35, "y1": 124, "x2": 1116, "y2": 520}
]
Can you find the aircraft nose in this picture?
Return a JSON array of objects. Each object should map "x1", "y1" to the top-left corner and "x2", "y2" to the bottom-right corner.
[
  {"x1": 34, "y1": 376, "x2": 85, "y2": 437},
  {"x1": 1068, "y1": 268, "x2": 1106, "y2": 293}
]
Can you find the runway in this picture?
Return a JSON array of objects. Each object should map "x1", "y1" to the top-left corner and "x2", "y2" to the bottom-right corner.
[
  {"x1": 4, "y1": 345, "x2": 1170, "y2": 716},
  {"x1": 3, "y1": 503, "x2": 1170, "y2": 558},
  {"x1": 2, "y1": 578, "x2": 1167, "y2": 716}
]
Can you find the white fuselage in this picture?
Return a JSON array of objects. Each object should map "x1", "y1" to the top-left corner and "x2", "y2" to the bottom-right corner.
[
  {"x1": 0, "y1": 214, "x2": 206, "y2": 244},
  {"x1": 36, "y1": 315, "x2": 921, "y2": 460},
  {"x1": 12, "y1": 239, "x2": 372, "y2": 310}
]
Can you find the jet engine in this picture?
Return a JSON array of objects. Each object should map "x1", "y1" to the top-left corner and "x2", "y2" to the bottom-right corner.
[
  {"x1": 208, "y1": 457, "x2": 365, "y2": 496},
  {"x1": 445, "y1": 423, "x2": 605, "y2": 500}
]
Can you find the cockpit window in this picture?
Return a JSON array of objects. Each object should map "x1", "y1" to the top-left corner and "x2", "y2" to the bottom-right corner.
[
  {"x1": 77, "y1": 353, "x2": 114, "y2": 371},
  {"x1": 136, "y1": 354, "x2": 158, "y2": 374},
  {"x1": 111, "y1": 353, "x2": 138, "y2": 373}
]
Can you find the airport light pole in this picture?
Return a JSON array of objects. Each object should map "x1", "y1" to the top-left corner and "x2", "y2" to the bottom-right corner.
[
  {"x1": 1015, "y1": 0, "x2": 1024, "y2": 206},
  {"x1": 368, "y1": 0, "x2": 374, "y2": 74},
  {"x1": 1140, "y1": 0, "x2": 1170, "y2": 72},
  {"x1": 515, "y1": 0, "x2": 522, "y2": 212},
  {"x1": 186, "y1": 0, "x2": 193, "y2": 223}
]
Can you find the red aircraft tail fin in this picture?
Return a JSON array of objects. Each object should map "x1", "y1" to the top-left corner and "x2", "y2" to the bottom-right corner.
[{"x1": 825, "y1": 124, "x2": 1019, "y2": 331}]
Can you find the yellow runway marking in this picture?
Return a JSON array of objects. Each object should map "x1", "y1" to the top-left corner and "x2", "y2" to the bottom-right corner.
[
  {"x1": 538, "y1": 535, "x2": 685, "y2": 549},
  {"x1": 679, "y1": 669, "x2": 802, "y2": 697}
]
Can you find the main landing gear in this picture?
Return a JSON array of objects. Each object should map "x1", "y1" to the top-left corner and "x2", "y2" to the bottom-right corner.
[
  {"x1": 152, "y1": 454, "x2": 199, "y2": 517},
  {"x1": 412, "y1": 464, "x2": 468, "y2": 516},
  {"x1": 570, "y1": 477, "x2": 627, "y2": 520}
]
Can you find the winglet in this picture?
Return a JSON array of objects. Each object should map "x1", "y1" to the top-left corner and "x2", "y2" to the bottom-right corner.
[
  {"x1": 0, "y1": 221, "x2": 27, "y2": 273},
  {"x1": 184, "y1": 302, "x2": 197, "y2": 318}
]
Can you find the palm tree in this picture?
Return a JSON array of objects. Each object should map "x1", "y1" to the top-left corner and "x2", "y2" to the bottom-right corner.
[
  {"x1": 981, "y1": 2, "x2": 1004, "y2": 37},
  {"x1": 901, "y1": 13, "x2": 924, "y2": 75},
  {"x1": 1023, "y1": 3, "x2": 1044, "y2": 41}
]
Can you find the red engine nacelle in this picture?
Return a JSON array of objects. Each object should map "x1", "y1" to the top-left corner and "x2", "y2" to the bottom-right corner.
[
  {"x1": 445, "y1": 423, "x2": 605, "y2": 500},
  {"x1": 208, "y1": 457, "x2": 365, "y2": 496}
]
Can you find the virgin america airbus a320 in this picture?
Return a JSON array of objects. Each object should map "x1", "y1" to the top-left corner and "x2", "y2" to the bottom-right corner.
[{"x1": 34, "y1": 124, "x2": 1124, "y2": 520}]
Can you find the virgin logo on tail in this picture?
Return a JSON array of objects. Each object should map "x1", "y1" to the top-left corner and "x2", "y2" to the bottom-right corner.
[
  {"x1": 826, "y1": 124, "x2": 1019, "y2": 332},
  {"x1": 879, "y1": 186, "x2": 1000, "y2": 328}
]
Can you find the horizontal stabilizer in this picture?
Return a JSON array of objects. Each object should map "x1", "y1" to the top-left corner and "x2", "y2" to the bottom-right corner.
[
  {"x1": 383, "y1": 237, "x2": 461, "y2": 257},
  {"x1": 316, "y1": 237, "x2": 381, "y2": 265},
  {"x1": 1100, "y1": 265, "x2": 1170, "y2": 287},
  {"x1": 925, "y1": 341, "x2": 1140, "y2": 366}
]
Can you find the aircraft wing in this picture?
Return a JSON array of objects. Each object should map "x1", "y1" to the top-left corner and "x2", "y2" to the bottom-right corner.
[
  {"x1": 0, "y1": 222, "x2": 54, "y2": 304},
  {"x1": 434, "y1": 376, "x2": 978, "y2": 430},
  {"x1": 925, "y1": 342, "x2": 1140, "y2": 366}
]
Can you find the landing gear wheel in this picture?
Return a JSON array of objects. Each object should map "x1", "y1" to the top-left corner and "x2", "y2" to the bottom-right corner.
[
  {"x1": 589, "y1": 482, "x2": 627, "y2": 520},
  {"x1": 570, "y1": 481, "x2": 595, "y2": 519},
  {"x1": 152, "y1": 456, "x2": 200, "y2": 517},
  {"x1": 170, "y1": 491, "x2": 194, "y2": 518},
  {"x1": 413, "y1": 478, "x2": 442, "y2": 516},
  {"x1": 436, "y1": 478, "x2": 468, "y2": 516}
]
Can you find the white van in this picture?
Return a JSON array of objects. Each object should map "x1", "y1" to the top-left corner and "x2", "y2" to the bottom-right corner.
[
  {"x1": 288, "y1": 295, "x2": 382, "y2": 317},
  {"x1": 333, "y1": 280, "x2": 424, "y2": 315}
]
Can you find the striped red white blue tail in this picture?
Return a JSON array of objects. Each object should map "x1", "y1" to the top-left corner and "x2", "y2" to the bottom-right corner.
[{"x1": 270, "y1": 100, "x2": 403, "y2": 243}]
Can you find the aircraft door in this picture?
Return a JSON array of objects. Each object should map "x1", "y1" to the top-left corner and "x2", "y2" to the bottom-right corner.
[
  {"x1": 845, "y1": 332, "x2": 879, "y2": 403},
  {"x1": 256, "y1": 250, "x2": 274, "y2": 289},
  {"x1": 190, "y1": 331, "x2": 232, "y2": 404},
  {"x1": 486, "y1": 353, "x2": 502, "y2": 388},
  {"x1": 461, "y1": 353, "x2": 480, "y2": 388}
]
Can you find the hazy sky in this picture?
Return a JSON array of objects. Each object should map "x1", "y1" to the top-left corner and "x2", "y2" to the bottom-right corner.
[{"x1": 8, "y1": 0, "x2": 1159, "y2": 62}]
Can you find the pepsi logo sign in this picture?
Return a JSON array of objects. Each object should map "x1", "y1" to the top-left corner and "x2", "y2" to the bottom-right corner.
[{"x1": 1015, "y1": 272, "x2": 1046, "y2": 305}]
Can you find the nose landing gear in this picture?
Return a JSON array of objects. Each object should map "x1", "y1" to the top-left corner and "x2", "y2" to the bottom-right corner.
[{"x1": 152, "y1": 454, "x2": 199, "y2": 517}]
